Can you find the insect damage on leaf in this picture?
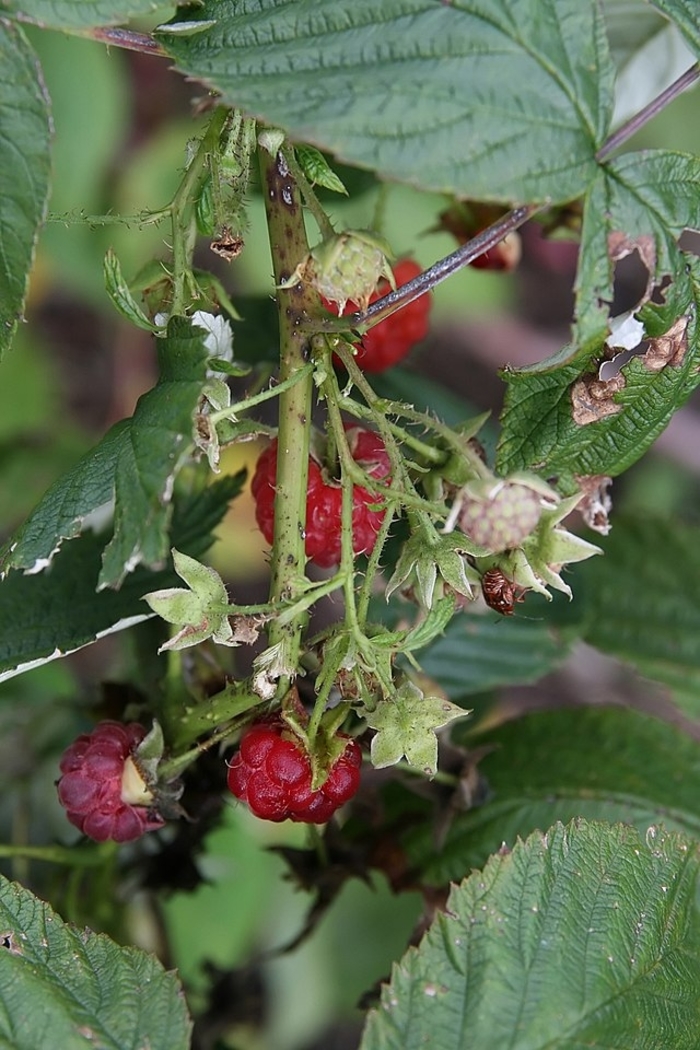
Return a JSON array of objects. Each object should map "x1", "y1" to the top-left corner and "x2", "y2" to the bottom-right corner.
[
  {"x1": 571, "y1": 372, "x2": 625, "y2": 424},
  {"x1": 571, "y1": 314, "x2": 690, "y2": 426},
  {"x1": 642, "y1": 315, "x2": 689, "y2": 371}
]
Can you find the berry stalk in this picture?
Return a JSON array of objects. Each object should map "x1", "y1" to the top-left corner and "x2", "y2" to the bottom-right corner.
[{"x1": 258, "y1": 146, "x2": 318, "y2": 695}]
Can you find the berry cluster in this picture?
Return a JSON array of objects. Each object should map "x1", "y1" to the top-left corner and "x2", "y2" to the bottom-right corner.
[
  {"x1": 227, "y1": 722, "x2": 362, "y2": 823},
  {"x1": 57, "y1": 721, "x2": 163, "y2": 843},
  {"x1": 252, "y1": 424, "x2": 391, "y2": 568},
  {"x1": 326, "y1": 258, "x2": 431, "y2": 373}
]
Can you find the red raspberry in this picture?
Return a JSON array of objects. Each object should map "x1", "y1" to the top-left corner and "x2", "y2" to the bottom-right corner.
[
  {"x1": 57, "y1": 721, "x2": 164, "y2": 843},
  {"x1": 251, "y1": 425, "x2": 391, "y2": 569},
  {"x1": 227, "y1": 722, "x2": 362, "y2": 824},
  {"x1": 325, "y1": 258, "x2": 431, "y2": 373}
]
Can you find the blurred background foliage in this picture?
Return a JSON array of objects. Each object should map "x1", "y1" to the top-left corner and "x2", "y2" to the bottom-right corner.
[{"x1": 2, "y1": 15, "x2": 700, "y2": 1049}]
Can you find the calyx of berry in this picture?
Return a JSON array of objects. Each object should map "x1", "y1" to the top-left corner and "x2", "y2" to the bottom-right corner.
[
  {"x1": 143, "y1": 549, "x2": 236, "y2": 652},
  {"x1": 387, "y1": 529, "x2": 482, "y2": 609}
]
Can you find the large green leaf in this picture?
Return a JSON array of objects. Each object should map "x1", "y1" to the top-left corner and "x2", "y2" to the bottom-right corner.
[
  {"x1": 0, "y1": 317, "x2": 209, "y2": 587},
  {"x1": 158, "y1": 0, "x2": 614, "y2": 203},
  {"x1": 416, "y1": 612, "x2": 573, "y2": 699},
  {"x1": 0, "y1": 473, "x2": 243, "y2": 683},
  {"x1": 0, "y1": 875, "x2": 191, "y2": 1049},
  {"x1": 577, "y1": 515, "x2": 700, "y2": 711},
  {"x1": 1, "y1": 0, "x2": 164, "y2": 28},
  {"x1": 496, "y1": 152, "x2": 700, "y2": 488},
  {"x1": 362, "y1": 821, "x2": 700, "y2": 1050},
  {"x1": 0, "y1": 19, "x2": 51, "y2": 358},
  {"x1": 403, "y1": 705, "x2": 700, "y2": 886}
]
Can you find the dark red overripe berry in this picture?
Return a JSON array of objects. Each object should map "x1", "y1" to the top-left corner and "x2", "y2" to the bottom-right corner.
[
  {"x1": 57, "y1": 721, "x2": 164, "y2": 843},
  {"x1": 251, "y1": 425, "x2": 391, "y2": 569},
  {"x1": 227, "y1": 722, "x2": 361, "y2": 824},
  {"x1": 325, "y1": 258, "x2": 431, "y2": 373}
]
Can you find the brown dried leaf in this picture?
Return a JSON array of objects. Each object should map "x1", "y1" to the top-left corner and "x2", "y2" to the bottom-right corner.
[
  {"x1": 571, "y1": 373, "x2": 625, "y2": 425},
  {"x1": 575, "y1": 474, "x2": 612, "y2": 535},
  {"x1": 642, "y1": 315, "x2": 689, "y2": 372}
]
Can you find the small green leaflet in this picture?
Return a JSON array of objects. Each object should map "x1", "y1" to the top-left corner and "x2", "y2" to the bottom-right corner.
[
  {"x1": 103, "y1": 248, "x2": 160, "y2": 332},
  {"x1": 0, "y1": 19, "x2": 51, "y2": 359},
  {"x1": 362, "y1": 821, "x2": 700, "y2": 1050},
  {"x1": 295, "y1": 145, "x2": 347, "y2": 195},
  {"x1": 0, "y1": 875, "x2": 192, "y2": 1049},
  {"x1": 158, "y1": 0, "x2": 614, "y2": 204}
]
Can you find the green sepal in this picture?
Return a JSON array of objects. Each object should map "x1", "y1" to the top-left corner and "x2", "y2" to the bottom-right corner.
[
  {"x1": 104, "y1": 248, "x2": 160, "y2": 332},
  {"x1": 364, "y1": 679, "x2": 470, "y2": 776}
]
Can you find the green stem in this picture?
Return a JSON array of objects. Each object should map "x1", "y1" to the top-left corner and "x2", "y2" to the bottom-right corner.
[
  {"x1": 0, "y1": 843, "x2": 106, "y2": 866},
  {"x1": 208, "y1": 362, "x2": 314, "y2": 424},
  {"x1": 46, "y1": 209, "x2": 169, "y2": 227},
  {"x1": 301, "y1": 204, "x2": 542, "y2": 336},
  {"x1": 596, "y1": 63, "x2": 700, "y2": 162},
  {"x1": 170, "y1": 106, "x2": 230, "y2": 315},
  {"x1": 258, "y1": 147, "x2": 318, "y2": 697}
]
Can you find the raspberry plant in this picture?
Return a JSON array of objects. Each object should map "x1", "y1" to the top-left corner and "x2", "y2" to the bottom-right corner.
[{"x1": 2, "y1": 1, "x2": 700, "y2": 1048}]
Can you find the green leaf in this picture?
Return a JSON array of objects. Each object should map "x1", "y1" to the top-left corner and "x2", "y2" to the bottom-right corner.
[
  {"x1": 576, "y1": 515, "x2": 700, "y2": 713},
  {"x1": 498, "y1": 152, "x2": 700, "y2": 486},
  {"x1": 0, "y1": 19, "x2": 51, "y2": 358},
  {"x1": 417, "y1": 610, "x2": 574, "y2": 698},
  {"x1": 0, "y1": 421, "x2": 130, "y2": 574},
  {"x1": 0, "y1": 874, "x2": 191, "y2": 1049},
  {"x1": 0, "y1": 317, "x2": 209, "y2": 585},
  {"x1": 0, "y1": 473, "x2": 243, "y2": 682},
  {"x1": 1, "y1": 0, "x2": 164, "y2": 29},
  {"x1": 295, "y1": 144, "x2": 347, "y2": 195},
  {"x1": 576, "y1": 150, "x2": 700, "y2": 345},
  {"x1": 650, "y1": 0, "x2": 700, "y2": 56},
  {"x1": 362, "y1": 820, "x2": 700, "y2": 1050},
  {"x1": 403, "y1": 705, "x2": 700, "y2": 886},
  {"x1": 101, "y1": 317, "x2": 210, "y2": 586},
  {"x1": 158, "y1": 0, "x2": 614, "y2": 203}
]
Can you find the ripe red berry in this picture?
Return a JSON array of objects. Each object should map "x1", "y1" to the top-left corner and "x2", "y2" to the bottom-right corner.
[
  {"x1": 57, "y1": 721, "x2": 164, "y2": 843},
  {"x1": 251, "y1": 425, "x2": 391, "y2": 568},
  {"x1": 227, "y1": 722, "x2": 361, "y2": 823},
  {"x1": 325, "y1": 258, "x2": 431, "y2": 373}
]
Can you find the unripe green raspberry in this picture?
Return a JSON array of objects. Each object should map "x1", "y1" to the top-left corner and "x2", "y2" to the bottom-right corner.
[
  {"x1": 304, "y1": 229, "x2": 394, "y2": 313},
  {"x1": 458, "y1": 483, "x2": 542, "y2": 552}
]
